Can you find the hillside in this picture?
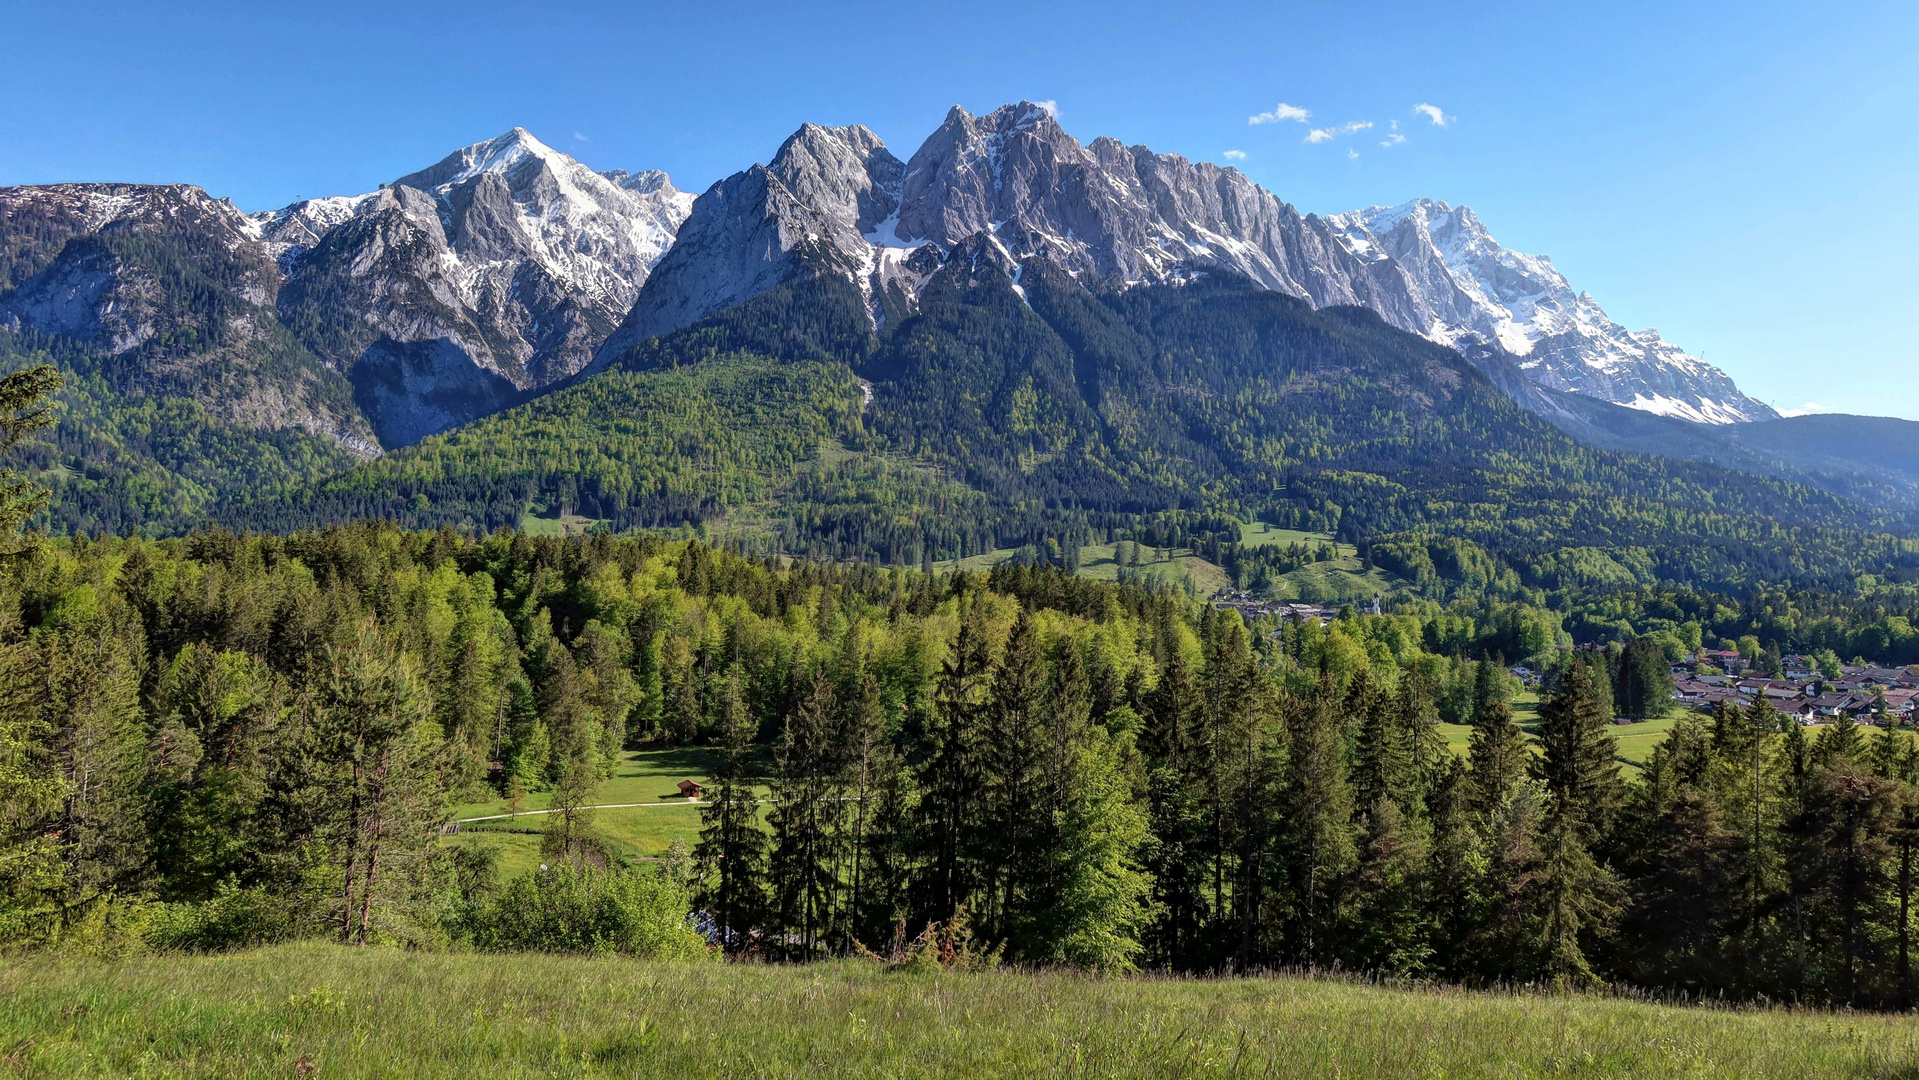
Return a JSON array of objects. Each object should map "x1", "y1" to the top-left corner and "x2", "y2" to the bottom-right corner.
[
  {"x1": 285, "y1": 256, "x2": 1919, "y2": 593},
  {"x1": 4, "y1": 947, "x2": 1916, "y2": 1079}
]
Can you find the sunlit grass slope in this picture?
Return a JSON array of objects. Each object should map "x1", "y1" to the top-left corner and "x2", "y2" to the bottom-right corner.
[{"x1": 3, "y1": 946, "x2": 1917, "y2": 1079}]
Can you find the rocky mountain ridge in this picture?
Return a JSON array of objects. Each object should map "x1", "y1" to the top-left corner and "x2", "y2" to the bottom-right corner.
[
  {"x1": 0, "y1": 107, "x2": 1782, "y2": 454},
  {"x1": 601, "y1": 102, "x2": 1773, "y2": 424},
  {"x1": 1328, "y1": 199, "x2": 1772, "y2": 423},
  {"x1": 0, "y1": 130, "x2": 695, "y2": 448}
]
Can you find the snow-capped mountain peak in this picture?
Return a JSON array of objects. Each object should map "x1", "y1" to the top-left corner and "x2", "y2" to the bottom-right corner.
[
  {"x1": 597, "y1": 104, "x2": 1770, "y2": 424},
  {"x1": 1327, "y1": 198, "x2": 1774, "y2": 423},
  {"x1": 257, "y1": 129, "x2": 696, "y2": 445}
]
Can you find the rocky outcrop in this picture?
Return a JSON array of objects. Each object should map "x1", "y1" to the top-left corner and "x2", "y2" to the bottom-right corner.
[
  {"x1": 0, "y1": 182, "x2": 381, "y2": 454},
  {"x1": 592, "y1": 124, "x2": 911, "y2": 365}
]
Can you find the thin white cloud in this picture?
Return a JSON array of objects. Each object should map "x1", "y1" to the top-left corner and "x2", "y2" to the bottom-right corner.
[
  {"x1": 1250, "y1": 102, "x2": 1310, "y2": 125},
  {"x1": 1390, "y1": 119, "x2": 1399, "y2": 131},
  {"x1": 1379, "y1": 133, "x2": 1407, "y2": 148},
  {"x1": 1348, "y1": 149, "x2": 1360, "y2": 160},
  {"x1": 1305, "y1": 120, "x2": 1373, "y2": 144},
  {"x1": 1035, "y1": 99, "x2": 1059, "y2": 118},
  {"x1": 1223, "y1": 149, "x2": 1247, "y2": 160},
  {"x1": 1779, "y1": 402, "x2": 1836, "y2": 417},
  {"x1": 573, "y1": 131, "x2": 590, "y2": 142},
  {"x1": 1414, "y1": 103, "x2": 1450, "y2": 126}
]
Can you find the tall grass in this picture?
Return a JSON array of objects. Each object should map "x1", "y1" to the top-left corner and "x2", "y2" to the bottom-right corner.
[{"x1": 3, "y1": 945, "x2": 1918, "y2": 1078}]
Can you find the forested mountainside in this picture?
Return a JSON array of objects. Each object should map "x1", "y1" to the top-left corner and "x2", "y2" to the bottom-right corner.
[
  {"x1": 11, "y1": 525, "x2": 1919, "y2": 1004},
  {"x1": 234, "y1": 260, "x2": 1919, "y2": 593},
  {"x1": 1, "y1": 108, "x2": 1913, "y2": 603}
]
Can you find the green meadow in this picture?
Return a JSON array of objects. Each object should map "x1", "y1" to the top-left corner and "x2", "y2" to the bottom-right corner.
[{"x1": 2, "y1": 945, "x2": 1915, "y2": 1079}]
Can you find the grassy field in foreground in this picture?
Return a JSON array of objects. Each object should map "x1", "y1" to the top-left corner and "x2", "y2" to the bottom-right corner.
[{"x1": 2, "y1": 945, "x2": 1917, "y2": 1079}]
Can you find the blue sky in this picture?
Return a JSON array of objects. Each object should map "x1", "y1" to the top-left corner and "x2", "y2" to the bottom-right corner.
[{"x1": 3, "y1": 0, "x2": 1914, "y2": 418}]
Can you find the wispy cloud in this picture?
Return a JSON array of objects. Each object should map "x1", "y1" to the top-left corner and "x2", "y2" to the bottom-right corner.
[
  {"x1": 1413, "y1": 103, "x2": 1451, "y2": 126},
  {"x1": 1305, "y1": 120, "x2": 1373, "y2": 144},
  {"x1": 1348, "y1": 149, "x2": 1360, "y2": 160},
  {"x1": 573, "y1": 131, "x2": 590, "y2": 142},
  {"x1": 1779, "y1": 402, "x2": 1837, "y2": 417},
  {"x1": 1379, "y1": 133, "x2": 1407, "y2": 148},
  {"x1": 1249, "y1": 102, "x2": 1310, "y2": 125},
  {"x1": 1223, "y1": 149, "x2": 1247, "y2": 160},
  {"x1": 1035, "y1": 99, "x2": 1059, "y2": 118}
]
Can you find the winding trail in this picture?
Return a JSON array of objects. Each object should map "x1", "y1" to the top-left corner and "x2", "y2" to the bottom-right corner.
[{"x1": 453, "y1": 800, "x2": 707, "y2": 824}]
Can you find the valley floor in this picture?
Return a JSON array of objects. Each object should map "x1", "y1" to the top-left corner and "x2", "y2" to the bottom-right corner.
[{"x1": 2, "y1": 945, "x2": 1915, "y2": 1078}]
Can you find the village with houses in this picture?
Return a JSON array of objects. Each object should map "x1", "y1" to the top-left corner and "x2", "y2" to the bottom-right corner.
[
  {"x1": 1209, "y1": 588, "x2": 1381, "y2": 626},
  {"x1": 1670, "y1": 650, "x2": 1919, "y2": 726},
  {"x1": 1210, "y1": 589, "x2": 1919, "y2": 728}
]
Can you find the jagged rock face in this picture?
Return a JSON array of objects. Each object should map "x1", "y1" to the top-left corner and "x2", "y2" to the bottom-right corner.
[
  {"x1": 605, "y1": 101, "x2": 1439, "y2": 358},
  {"x1": 614, "y1": 102, "x2": 1769, "y2": 424},
  {"x1": 594, "y1": 124, "x2": 911, "y2": 364},
  {"x1": 1328, "y1": 200, "x2": 1775, "y2": 423},
  {"x1": 269, "y1": 128, "x2": 693, "y2": 444},
  {"x1": 893, "y1": 103, "x2": 1402, "y2": 314},
  {"x1": 0, "y1": 183, "x2": 381, "y2": 455}
]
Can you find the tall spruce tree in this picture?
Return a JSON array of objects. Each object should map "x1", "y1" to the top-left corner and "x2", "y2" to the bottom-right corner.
[
  {"x1": 979, "y1": 612, "x2": 1049, "y2": 947},
  {"x1": 1536, "y1": 657, "x2": 1625, "y2": 843},
  {"x1": 1141, "y1": 651, "x2": 1206, "y2": 968},
  {"x1": 921, "y1": 597, "x2": 991, "y2": 922},
  {"x1": 1467, "y1": 691, "x2": 1528, "y2": 819},
  {"x1": 769, "y1": 669, "x2": 841, "y2": 958},
  {"x1": 695, "y1": 665, "x2": 767, "y2": 953},
  {"x1": 1278, "y1": 673, "x2": 1355, "y2": 967}
]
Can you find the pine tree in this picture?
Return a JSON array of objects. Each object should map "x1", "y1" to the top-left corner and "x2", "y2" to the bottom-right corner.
[
  {"x1": 308, "y1": 618, "x2": 444, "y2": 945},
  {"x1": 1346, "y1": 795, "x2": 1434, "y2": 975},
  {"x1": 919, "y1": 598, "x2": 991, "y2": 922},
  {"x1": 1278, "y1": 674, "x2": 1355, "y2": 967},
  {"x1": 1536, "y1": 657, "x2": 1624, "y2": 843},
  {"x1": 769, "y1": 669, "x2": 841, "y2": 958},
  {"x1": 839, "y1": 672, "x2": 891, "y2": 948},
  {"x1": 1787, "y1": 763, "x2": 1900, "y2": 1005},
  {"x1": 1350, "y1": 669, "x2": 1410, "y2": 816},
  {"x1": 1041, "y1": 726, "x2": 1151, "y2": 970},
  {"x1": 1467, "y1": 692, "x2": 1528, "y2": 819},
  {"x1": 0, "y1": 365, "x2": 59, "y2": 558},
  {"x1": 695, "y1": 665, "x2": 767, "y2": 954},
  {"x1": 1141, "y1": 651, "x2": 1206, "y2": 968},
  {"x1": 1705, "y1": 698, "x2": 1781, "y2": 992},
  {"x1": 1531, "y1": 804, "x2": 1618, "y2": 989},
  {"x1": 978, "y1": 612, "x2": 1049, "y2": 948}
]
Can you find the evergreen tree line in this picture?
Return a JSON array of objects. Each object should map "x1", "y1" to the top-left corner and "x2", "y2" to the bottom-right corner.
[{"x1": 0, "y1": 520, "x2": 1917, "y2": 1004}]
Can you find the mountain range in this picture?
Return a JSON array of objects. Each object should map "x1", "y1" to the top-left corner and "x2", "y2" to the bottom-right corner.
[{"x1": 1, "y1": 101, "x2": 1914, "y2": 591}]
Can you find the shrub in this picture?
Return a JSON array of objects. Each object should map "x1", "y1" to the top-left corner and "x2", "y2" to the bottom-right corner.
[
  {"x1": 144, "y1": 884, "x2": 296, "y2": 952},
  {"x1": 470, "y1": 865, "x2": 709, "y2": 959}
]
